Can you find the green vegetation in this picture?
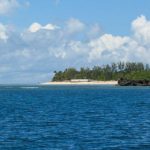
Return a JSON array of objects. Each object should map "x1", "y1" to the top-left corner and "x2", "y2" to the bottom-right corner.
[{"x1": 52, "y1": 62, "x2": 150, "y2": 81}]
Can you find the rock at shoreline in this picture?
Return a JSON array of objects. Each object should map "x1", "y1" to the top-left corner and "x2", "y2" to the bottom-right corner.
[{"x1": 118, "y1": 78, "x2": 150, "y2": 86}]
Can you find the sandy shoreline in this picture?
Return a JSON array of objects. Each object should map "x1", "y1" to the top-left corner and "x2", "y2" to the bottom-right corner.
[{"x1": 41, "y1": 81, "x2": 118, "y2": 85}]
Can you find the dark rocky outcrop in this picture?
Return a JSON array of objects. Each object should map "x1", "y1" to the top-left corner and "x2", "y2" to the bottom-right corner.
[{"x1": 118, "y1": 78, "x2": 150, "y2": 86}]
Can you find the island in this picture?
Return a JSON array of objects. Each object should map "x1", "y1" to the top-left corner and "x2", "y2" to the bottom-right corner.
[{"x1": 42, "y1": 62, "x2": 150, "y2": 86}]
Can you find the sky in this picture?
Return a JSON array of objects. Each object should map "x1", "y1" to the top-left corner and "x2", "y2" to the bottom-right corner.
[{"x1": 0, "y1": 0, "x2": 150, "y2": 84}]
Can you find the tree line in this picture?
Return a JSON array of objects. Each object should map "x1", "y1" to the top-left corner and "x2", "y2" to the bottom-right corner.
[{"x1": 52, "y1": 62, "x2": 150, "y2": 81}]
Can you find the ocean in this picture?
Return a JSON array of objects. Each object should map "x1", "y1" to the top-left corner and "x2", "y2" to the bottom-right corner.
[{"x1": 0, "y1": 85, "x2": 150, "y2": 150}]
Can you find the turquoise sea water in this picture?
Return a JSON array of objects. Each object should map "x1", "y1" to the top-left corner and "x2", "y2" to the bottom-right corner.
[{"x1": 0, "y1": 85, "x2": 150, "y2": 150}]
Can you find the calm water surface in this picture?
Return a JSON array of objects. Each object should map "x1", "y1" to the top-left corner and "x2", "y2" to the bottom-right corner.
[{"x1": 0, "y1": 85, "x2": 150, "y2": 150}]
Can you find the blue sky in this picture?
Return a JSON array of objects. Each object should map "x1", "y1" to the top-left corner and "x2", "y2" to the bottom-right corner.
[
  {"x1": 0, "y1": 0, "x2": 150, "y2": 84},
  {"x1": 2, "y1": 0, "x2": 150, "y2": 35}
]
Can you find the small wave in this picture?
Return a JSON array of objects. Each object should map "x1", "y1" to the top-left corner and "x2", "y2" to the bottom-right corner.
[{"x1": 20, "y1": 87, "x2": 39, "y2": 89}]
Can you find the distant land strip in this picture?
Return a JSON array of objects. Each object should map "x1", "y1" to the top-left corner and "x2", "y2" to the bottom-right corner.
[{"x1": 52, "y1": 62, "x2": 150, "y2": 82}]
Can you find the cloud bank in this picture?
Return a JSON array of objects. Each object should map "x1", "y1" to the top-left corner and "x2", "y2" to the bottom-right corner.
[{"x1": 0, "y1": 16, "x2": 150, "y2": 84}]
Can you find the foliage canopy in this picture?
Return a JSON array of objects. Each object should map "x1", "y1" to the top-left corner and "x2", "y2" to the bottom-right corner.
[{"x1": 52, "y1": 62, "x2": 150, "y2": 81}]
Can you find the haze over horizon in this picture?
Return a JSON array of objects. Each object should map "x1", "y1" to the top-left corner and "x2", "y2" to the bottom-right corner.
[{"x1": 0, "y1": 0, "x2": 150, "y2": 84}]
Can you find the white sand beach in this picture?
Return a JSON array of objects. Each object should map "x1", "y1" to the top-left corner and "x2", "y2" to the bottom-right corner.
[{"x1": 41, "y1": 81, "x2": 118, "y2": 85}]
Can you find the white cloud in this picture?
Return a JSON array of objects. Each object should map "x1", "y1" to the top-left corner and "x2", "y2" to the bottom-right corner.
[
  {"x1": 0, "y1": 23, "x2": 8, "y2": 41},
  {"x1": 0, "y1": 0, "x2": 19, "y2": 15},
  {"x1": 0, "y1": 16, "x2": 150, "y2": 83},
  {"x1": 65, "y1": 18, "x2": 85, "y2": 34},
  {"x1": 54, "y1": 50, "x2": 66, "y2": 59},
  {"x1": 87, "y1": 24, "x2": 102, "y2": 39},
  {"x1": 132, "y1": 15, "x2": 150, "y2": 46},
  {"x1": 28, "y1": 22, "x2": 59, "y2": 33},
  {"x1": 88, "y1": 34, "x2": 130, "y2": 61}
]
